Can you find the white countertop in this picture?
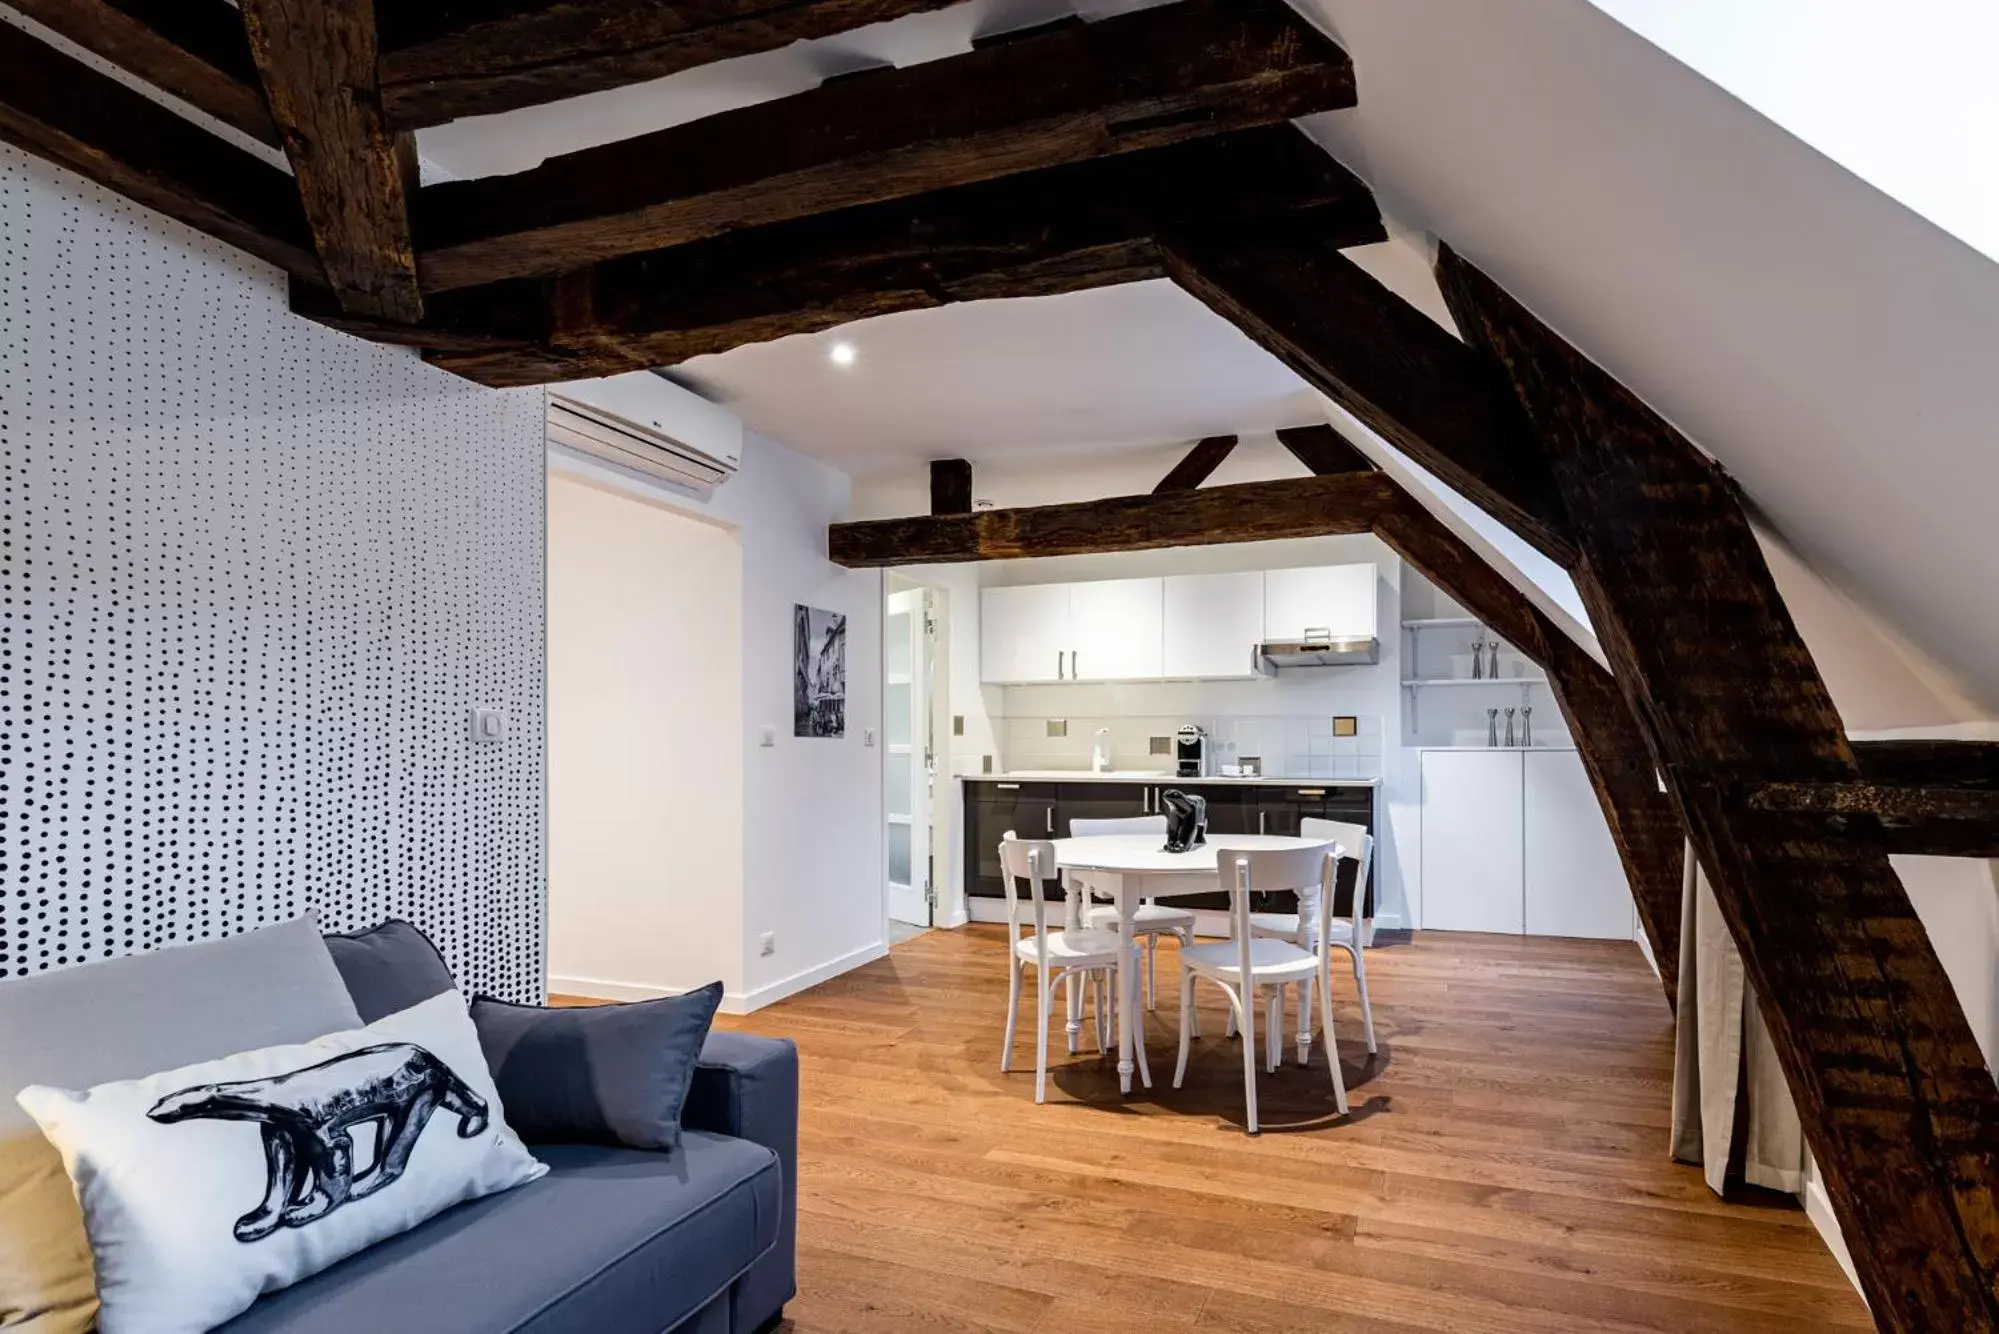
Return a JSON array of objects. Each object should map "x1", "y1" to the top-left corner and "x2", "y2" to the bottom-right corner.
[{"x1": 963, "y1": 771, "x2": 1382, "y2": 788}]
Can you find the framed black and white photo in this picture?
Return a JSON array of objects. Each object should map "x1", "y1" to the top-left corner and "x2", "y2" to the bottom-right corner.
[{"x1": 793, "y1": 605, "x2": 846, "y2": 738}]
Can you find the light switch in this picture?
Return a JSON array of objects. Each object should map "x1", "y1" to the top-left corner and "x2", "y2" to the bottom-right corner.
[
  {"x1": 863, "y1": 728, "x2": 876, "y2": 747},
  {"x1": 469, "y1": 708, "x2": 507, "y2": 743},
  {"x1": 757, "y1": 725, "x2": 776, "y2": 748}
]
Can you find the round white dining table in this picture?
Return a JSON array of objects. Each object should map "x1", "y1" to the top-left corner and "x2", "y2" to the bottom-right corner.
[{"x1": 1052, "y1": 833, "x2": 1331, "y2": 1095}]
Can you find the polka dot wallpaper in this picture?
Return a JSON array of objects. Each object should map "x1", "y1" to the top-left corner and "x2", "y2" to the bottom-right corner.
[{"x1": 0, "y1": 146, "x2": 548, "y2": 1001}]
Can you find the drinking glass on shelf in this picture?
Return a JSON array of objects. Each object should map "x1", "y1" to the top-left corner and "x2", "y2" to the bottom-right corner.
[{"x1": 1486, "y1": 707, "x2": 1500, "y2": 748}]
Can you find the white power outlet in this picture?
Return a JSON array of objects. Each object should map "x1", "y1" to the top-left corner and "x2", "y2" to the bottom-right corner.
[{"x1": 758, "y1": 931, "x2": 776, "y2": 958}]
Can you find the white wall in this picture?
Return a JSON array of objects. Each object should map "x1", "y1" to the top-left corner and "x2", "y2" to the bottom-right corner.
[
  {"x1": 0, "y1": 145, "x2": 548, "y2": 1000},
  {"x1": 546, "y1": 474, "x2": 745, "y2": 999},
  {"x1": 553, "y1": 430, "x2": 884, "y2": 1011}
]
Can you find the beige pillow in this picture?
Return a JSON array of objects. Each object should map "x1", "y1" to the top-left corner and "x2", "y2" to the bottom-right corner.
[{"x1": 0, "y1": 919, "x2": 362, "y2": 1332}]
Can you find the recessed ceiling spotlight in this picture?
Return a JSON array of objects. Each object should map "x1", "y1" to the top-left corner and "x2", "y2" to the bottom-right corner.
[{"x1": 828, "y1": 341, "x2": 857, "y2": 368}]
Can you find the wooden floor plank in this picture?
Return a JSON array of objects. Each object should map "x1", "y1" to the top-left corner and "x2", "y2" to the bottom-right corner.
[{"x1": 559, "y1": 926, "x2": 1868, "y2": 1331}]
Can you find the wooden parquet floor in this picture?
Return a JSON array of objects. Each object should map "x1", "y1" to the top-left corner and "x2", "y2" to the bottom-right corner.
[{"x1": 577, "y1": 926, "x2": 1873, "y2": 1332}]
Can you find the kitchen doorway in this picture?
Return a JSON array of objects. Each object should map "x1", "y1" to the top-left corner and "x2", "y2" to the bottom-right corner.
[{"x1": 885, "y1": 579, "x2": 945, "y2": 932}]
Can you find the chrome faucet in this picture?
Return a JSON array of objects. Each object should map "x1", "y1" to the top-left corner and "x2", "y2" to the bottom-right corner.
[{"x1": 1092, "y1": 728, "x2": 1112, "y2": 773}]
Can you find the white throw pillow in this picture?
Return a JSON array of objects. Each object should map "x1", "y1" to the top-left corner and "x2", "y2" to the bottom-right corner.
[{"x1": 16, "y1": 990, "x2": 546, "y2": 1334}]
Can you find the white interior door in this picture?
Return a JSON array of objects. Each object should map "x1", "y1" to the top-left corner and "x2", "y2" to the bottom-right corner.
[
  {"x1": 1419, "y1": 750, "x2": 1526, "y2": 934},
  {"x1": 1524, "y1": 749, "x2": 1636, "y2": 938},
  {"x1": 886, "y1": 588, "x2": 932, "y2": 927}
]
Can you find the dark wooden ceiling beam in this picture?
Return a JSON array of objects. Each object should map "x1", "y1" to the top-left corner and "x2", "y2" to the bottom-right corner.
[
  {"x1": 1436, "y1": 244, "x2": 1999, "y2": 1329},
  {"x1": 1747, "y1": 780, "x2": 1999, "y2": 858},
  {"x1": 0, "y1": 18, "x2": 317, "y2": 278},
  {"x1": 329, "y1": 127, "x2": 1383, "y2": 387},
  {"x1": 241, "y1": 0, "x2": 422, "y2": 321},
  {"x1": 411, "y1": 0, "x2": 1356, "y2": 293},
  {"x1": 930, "y1": 459, "x2": 972, "y2": 516},
  {"x1": 3, "y1": 0, "x2": 279, "y2": 145},
  {"x1": 1277, "y1": 423, "x2": 1373, "y2": 476},
  {"x1": 376, "y1": 0, "x2": 962, "y2": 130},
  {"x1": 1153, "y1": 436, "x2": 1238, "y2": 493},
  {"x1": 830, "y1": 471, "x2": 1401, "y2": 568},
  {"x1": 1853, "y1": 739, "x2": 1999, "y2": 790},
  {"x1": 1161, "y1": 225, "x2": 1577, "y2": 566}
]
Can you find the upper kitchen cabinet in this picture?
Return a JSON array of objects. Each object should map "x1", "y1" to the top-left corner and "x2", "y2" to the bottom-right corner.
[
  {"x1": 1161, "y1": 571, "x2": 1263, "y2": 679},
  {"x1": 1069, "y1": 578, "x2": 1163, "y2": 681},
  {"x1": 1264, "y1": 563, "x2": 1377, "y2": 642},
  {"x1": 979, "y1": 583, "x2": 1073, "y2": 684}
]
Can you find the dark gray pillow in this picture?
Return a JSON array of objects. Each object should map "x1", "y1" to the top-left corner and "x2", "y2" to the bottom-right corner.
[
  {"x1": 470, "y1": 983, "x2": 724, "y2": 1152},
  {"x1": 322, "y1": 919, "x2": 458, "y2": 1023}
]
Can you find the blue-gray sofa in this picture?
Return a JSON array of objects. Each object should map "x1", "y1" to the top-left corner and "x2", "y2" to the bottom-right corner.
[{"x1": 214, "y1": 935, "x2": 799, "y2": 1334}]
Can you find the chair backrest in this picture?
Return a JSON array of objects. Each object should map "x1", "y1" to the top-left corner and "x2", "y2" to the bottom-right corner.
[
  {"x1": 1301, "y1": 817, "x2": 1374, "y2": 946},
  {"x1": 1210, "y1": 839, "x2": 1336, "y2": 959},
  {"x1": 997, "y1": 836, "x2": 1058, "y2": 950},
  {"x1": 1069, "y1": 814, "x2": 1166, "y2": 838}
]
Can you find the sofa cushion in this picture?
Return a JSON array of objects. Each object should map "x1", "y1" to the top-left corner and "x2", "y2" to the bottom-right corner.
[
  {"x1": 322, "y1": 920, "x2": 459, "y2": 1023},
  {"x1": 470, "y1": 984, "x2": 723, "y2": 1152},
  {"x1": 212, "y1": 1135, "x2": 782, "y2": 1334},
  {"x1": 0, "y1": 919, "x2": 364, "y2": 1334}
]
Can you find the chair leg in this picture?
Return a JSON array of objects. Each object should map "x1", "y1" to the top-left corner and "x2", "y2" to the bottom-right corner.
[
  {"x1": 1092, "y1": 972, "x2": 1109, "y2": 1054},
  {"x1": 1351, "y1": 948, "x2": 1378, "y2": 1055},
  {"x1": 1035, "y1": 967, "x2": 1051, "y2": 1105},
  {"x1": 1174, "y1": 970, "x2": 1196, "y2": 1089},
  {"x1": 1146, "y1": 934, "x2": 1158, "y2": 1011},
  {"x1": 1130, "y1": 949, "x2": 1153, "y2": 1090},
  {"x1": 1237, "y1": 984, "x2": 1260, "y2": 1135},
  {"x1": 1264, "y1": 987, "x2": 1282, "y2": 1075},
  {"x1": 1295, "y1": 974, "x2": 1314, "y2": 1068},
  {"x1": 1319, "y1": 965, "x2": 1348, "y2": 1116},
  {"x1": 1001, "y1": 956, "x2": 1020, "y2": 1073},
  {"x1": 1064, "y1": 970, "x2": 1081, "y2": 1056},
  {"x1": 1181, "y1": 930, "x2": 1201, "y2": 1038}
]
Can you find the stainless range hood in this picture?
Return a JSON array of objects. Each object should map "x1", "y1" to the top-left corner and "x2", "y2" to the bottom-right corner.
[{"x1": 1254, "y1": 630, "x2": 1380, "y2": 674}]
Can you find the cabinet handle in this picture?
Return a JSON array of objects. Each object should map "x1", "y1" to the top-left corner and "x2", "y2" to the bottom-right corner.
[
  {"x1": 1056, "y1": 651, "x2": 1064, "y2": 680},
  {"x1": 1070, "y1": 650, "x2": 1078, "y2": 678},
  {"x1": 1046, "y1": 806, "x2": 1055, "y2": 834},
  {"x1": 997, "y1": 783, "x2": 1021, "y2": 790},
  {"x1": 1296, "y1": 788, "x2": 1326, "y2": 797},
  {"x1": 1260, "y1": 811, "x2": 1267, "y2": 834}
]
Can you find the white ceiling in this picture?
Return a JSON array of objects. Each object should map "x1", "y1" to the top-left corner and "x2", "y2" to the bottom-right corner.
[
  {"x1": 670, "y1": 281, "x2": 1325, "y2": 475},
  {"x1": 418, "y1": 0, "x2": 1999, "y2": 713}
]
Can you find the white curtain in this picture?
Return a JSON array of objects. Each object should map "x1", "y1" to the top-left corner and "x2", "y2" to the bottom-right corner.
[{"x1": 1670, "y1": 842, "x2": 1807, "y2": 1194}]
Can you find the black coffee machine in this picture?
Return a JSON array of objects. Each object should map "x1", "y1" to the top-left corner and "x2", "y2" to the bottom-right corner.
[{"x1": 1174, "y1": 725, "x2": 1208, "y2": 778}]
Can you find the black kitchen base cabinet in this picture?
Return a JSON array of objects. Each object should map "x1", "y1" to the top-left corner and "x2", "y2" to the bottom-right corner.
[{"x1": 963, "y1": 779, "x2": 1377, "y2": 917}]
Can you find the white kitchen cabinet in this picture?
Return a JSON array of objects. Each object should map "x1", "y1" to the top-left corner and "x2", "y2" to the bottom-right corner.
[
  {"x1": 1524, "y1": 749, "x2": 1637, "y2": 939},
  {"x1": 1161, "y1": 571, "x2": 1263, "y2": 679},
  {"x1": 1069, "y1": 578, "x2": 1163, "y2": 681},
  {"x1": 1419, "y1": 750, "x2": 1525, "y2": 934},
  {"x1": 1264, "y1": 563, "x2": 1377, "y2": 642},
  {"x1": 979, "y1": 584, "x2": 1072, "y2": 684}
]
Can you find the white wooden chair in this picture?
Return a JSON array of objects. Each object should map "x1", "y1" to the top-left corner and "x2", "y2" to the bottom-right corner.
[
  {"x1": 1246, "y1": 818, "x2": 1377, "y2": 1068},
  {"x1": 998, "y1": 837, "x2": 1147, "y2": 1102},
  {"x1": 1071, "y1": 814, "x2": 1197, "y2": 1013},
  {"x1": 1173, "y1": 840, "x2": 1348, "y2": 1134}
]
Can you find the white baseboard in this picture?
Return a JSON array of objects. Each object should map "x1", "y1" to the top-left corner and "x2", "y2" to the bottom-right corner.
[
  {"x1": 1803, "y1": 1176, "x2": 1865, "y2": 1300},
  {"x1": 551, "y1": 940, "x2": 890, "y2": 1016},
  {"x1": 733, "y1": 941, "x2": 890, "y2": 1013}
]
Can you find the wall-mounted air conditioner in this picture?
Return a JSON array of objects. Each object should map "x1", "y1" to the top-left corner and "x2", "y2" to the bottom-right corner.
[{"x1": 546, "y1": 371, "x2": 743, "y2": 496}]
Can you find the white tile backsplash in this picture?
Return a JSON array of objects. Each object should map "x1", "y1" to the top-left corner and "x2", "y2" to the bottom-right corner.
[{"x1": 996, "y1": 712, "x2": 1388, "y2": 779}]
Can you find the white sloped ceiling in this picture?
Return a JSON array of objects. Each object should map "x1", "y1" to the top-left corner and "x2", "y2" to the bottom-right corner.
[{"x1": 1295, "y1": 0, "x2": 1999, "y2": 716}]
